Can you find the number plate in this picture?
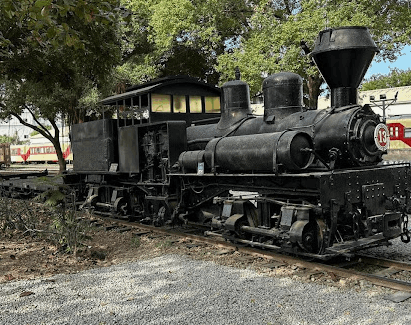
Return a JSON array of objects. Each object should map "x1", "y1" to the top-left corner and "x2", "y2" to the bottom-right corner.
[{"x1": 374, "y1": 123, "x2": 389, "y2": 151}]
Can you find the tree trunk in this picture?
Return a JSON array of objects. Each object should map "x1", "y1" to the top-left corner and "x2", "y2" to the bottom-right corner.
[
  {"x1": 54, "y1": 140, "x2": 67, "y2": 174},
  {"x1": 50, "y1": 130, "x2": 67, "y2": 174},
  {"x1": 307, "y1": 74, "x2": 324, "y2": 109}
]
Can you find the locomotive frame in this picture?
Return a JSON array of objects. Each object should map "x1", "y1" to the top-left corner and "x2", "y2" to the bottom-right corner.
[{"x1": 66, "y1": 27, "x2": 411, "y2": 260}]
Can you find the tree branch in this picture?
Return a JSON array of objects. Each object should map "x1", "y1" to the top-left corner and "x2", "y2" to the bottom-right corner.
[
  {"x1": 10, "y1": 111, "x2": 54, "y2": 140},
  {"x1": 23, "y1": 104, "x2": 54, "y2": 137}
]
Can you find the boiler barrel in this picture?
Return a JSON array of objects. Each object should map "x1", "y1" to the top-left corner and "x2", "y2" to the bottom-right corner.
[{"x1": 204, "y1": 131, "x2": 313, "y2": 172}]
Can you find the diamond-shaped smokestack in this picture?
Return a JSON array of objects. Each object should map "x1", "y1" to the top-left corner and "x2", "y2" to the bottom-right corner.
[{"x1": 311, "y1": 26, "x2": 379, "y2": 108}]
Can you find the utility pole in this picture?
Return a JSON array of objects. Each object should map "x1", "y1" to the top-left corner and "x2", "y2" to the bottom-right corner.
[{"x1": 369, "y1": 92, "x2": 398, "y2": 120}]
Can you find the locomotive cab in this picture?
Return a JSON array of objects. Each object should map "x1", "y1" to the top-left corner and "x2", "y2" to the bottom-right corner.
[{"x1": 70, "y1": 76, "x2": 222, "y2": 220}]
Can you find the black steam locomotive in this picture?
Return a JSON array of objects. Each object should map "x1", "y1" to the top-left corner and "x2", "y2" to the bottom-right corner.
[{"x1": 68, "y1": 27, "x2": 411, "y2": 259}]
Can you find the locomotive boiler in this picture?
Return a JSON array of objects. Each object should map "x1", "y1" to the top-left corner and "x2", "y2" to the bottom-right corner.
[{"x1": 69, "y1": 26, "x2": 411, "y2": 259}]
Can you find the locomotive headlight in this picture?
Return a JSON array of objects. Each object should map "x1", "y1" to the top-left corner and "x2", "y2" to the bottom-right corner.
[{"x1": 374, "y1": 123, "x2": 390, "y2": 151}]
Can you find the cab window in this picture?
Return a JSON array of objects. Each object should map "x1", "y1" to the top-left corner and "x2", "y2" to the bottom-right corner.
[
  {"x1": 173, "y1": 95, "x2": 186, "y2": 113},
  {"x1": 189, "y1": 96, "x2": 202, "y2": 113},
  {"x1": 205, "y1": 96, "x2": 220, "y2": 113},
  {"x1": 152, "y1": 94, "x2": 171, "y2": 112}
]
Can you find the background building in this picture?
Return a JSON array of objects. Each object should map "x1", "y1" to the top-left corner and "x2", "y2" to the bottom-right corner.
[
  {"x1": 0, "y1": 109, "x2": 64, "y2": 144},
  {"x1": 318, "y1": 86, "x2": 411, "y2": 117},
  {"x1": 0, "y1": 110, "x2": 35, "y2": 142}
]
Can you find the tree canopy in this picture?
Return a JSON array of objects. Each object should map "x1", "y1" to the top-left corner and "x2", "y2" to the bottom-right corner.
[
  {"x1": 115, "y1": 0, "x2": 411, "y2": 108},
  {"x1": 0, "y1": 133, "x2": 24, "y2": 145},
  {"x1": 217, "y1": 0, "x2": 411, "y2": 108},
  {"x1": 362, "y1": 68, "x2": 411, "y2": 90},
  {"x1": 1, "y1": 0, "x2": 123, "y2": 172},
  {"x1": 115, "y1": 0, "x2": 253, "y2": 87}
]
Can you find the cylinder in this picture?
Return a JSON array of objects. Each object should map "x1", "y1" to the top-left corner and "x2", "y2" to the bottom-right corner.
[
  {"x1": 263, "y1": 72, "x2": 303, "y2": 121},
  {"x1": 204, "y1": 131, "x2": 313, "y2": 172},
  {"x1": 178, "y1": 150, "x2": 205, "y2": 171}
]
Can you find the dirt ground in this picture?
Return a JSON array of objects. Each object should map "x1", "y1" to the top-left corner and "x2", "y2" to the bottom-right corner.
[
  {"x1": 0, "y1": 217, "x2": 201, "y2": 284},
  {"x1": 0, "y1": 208, "x2": 396, "y2": 298},
  {"x1": 0, "y1": 220, "x2": 320, "y2": 283},
  {"x1": 1, "y1": 211, "x2": 271, "y2": 284}
]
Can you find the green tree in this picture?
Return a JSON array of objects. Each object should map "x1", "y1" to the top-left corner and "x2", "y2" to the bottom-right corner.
[
  {"x1": 362, "y1": 68, "x2": 411, "y2": 90},
  {"x1": 217, "y1": 0, "x2": 411, "y2": 108},
  {"x1": 0, "y1": 0, "x2": 122, "y2": 51},
  {"x1": 116, "y1": 0, "x2": 253, "y2": 87},
  {"x1": 0, "y1": 133, "x2": 23, "y2": 145},
  {"x1": 1, "y1": 0, "x2": 123, "y2": 173},
  {"x1": 117, "y1": 1, "x2": 411, "y2": 108}
]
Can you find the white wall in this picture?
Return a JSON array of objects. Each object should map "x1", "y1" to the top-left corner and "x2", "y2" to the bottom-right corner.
[{"x1": 318, "y1": 86, "x2": 411, "y2": 117}]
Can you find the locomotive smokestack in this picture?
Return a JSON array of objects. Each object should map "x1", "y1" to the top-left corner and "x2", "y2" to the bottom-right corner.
[{"x1": 311, "y1": 26, "x2": 379, "y2": 108}]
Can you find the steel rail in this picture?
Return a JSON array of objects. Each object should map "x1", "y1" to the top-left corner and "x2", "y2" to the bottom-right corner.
[
  {"x1": 95, "y1": 216, "x2": 411, "y2": 293},
  {"x1": 356, "y1": 253, "x2": 411, "y2": 272}
]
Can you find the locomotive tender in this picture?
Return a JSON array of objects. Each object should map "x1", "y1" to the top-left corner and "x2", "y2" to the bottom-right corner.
[{"x1": 68, "y1": 27, "x2": 411, "y2": 259}]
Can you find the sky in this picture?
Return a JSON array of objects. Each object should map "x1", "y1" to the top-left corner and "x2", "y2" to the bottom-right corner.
[{"x1": 364, "y1": 45, "x2": 411, "y2": 79}]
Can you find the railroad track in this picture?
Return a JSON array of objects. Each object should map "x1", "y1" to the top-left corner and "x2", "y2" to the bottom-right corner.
[
  {"x1": 1, "y1": 166, "x2": 61, "y2": 176},
  {"x1": 91, "y1": 214, "x2": 411, "y2": 300},
  {"x1": 3, "y1": 182, "x2": 411, "y2": 302}
]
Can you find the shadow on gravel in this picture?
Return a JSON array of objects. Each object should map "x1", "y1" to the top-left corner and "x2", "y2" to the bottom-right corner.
[{"x1": 1, "y1": 254, "x2": 411, "y2": 325}]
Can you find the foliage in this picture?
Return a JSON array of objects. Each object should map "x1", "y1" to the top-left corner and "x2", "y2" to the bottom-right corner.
[
  {"x1": 0, "y1": 176, "x2": 90, "y2": 255},
  {"x1": 217, "y1": 0, "x2": 411, "y2": 108},
  {"x1": 50, "y1": 204, "x2": 90, "y2": 255},
  {"x1": 0, "y1": 197, "x2": 39, "y2": 235},
  {"x1": 36, "y1": 177, "x2": 90, "y2": 255},
  {"x1": 1, "y1": 0, "x2": 123, "y2": 173},
  {"x1": 116, "y1": 0, "x2": 252, "y2": 86},
  {"x1": 117, "y1": 1, "x2": 411, "y2": 108},
  {"x1": 0, "y1": 133, "x2": 23, "y2": 145},
  {"x1": 30, "y1": 124, "x2": 52, "y2": 137},
  {"x1": 361, "y1": 68, "x2": 411, "y2": 90},
  {"x1": 130, "y1": 236, "x2": 141, "y2": 248},
  {"x1": 0, "y1": 0, "x2": 124, "y2": 53}
]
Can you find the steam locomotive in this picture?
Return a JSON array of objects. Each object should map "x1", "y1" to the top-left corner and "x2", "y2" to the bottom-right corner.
[{"x1": 67, "y1": 27, "x2": 411, "y2": 259}]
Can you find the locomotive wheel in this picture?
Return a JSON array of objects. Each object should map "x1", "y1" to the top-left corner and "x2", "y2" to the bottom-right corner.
[
  {"x1": 300, "y1": 221, "x2": 324, "y2": 254},
  {"x1": 225, "y1": 214, "x2": 251, "y2": 240},
  {"x1": 300, "y1": 225, "x2": 318, "y2": 253},
  {"x1": 87, "y1": 194, "x2": 99, "y2": 208},
  {"x1": 235, "y1": 218, "x2": 251, "y2": 239},
  {"x1": 113, "y1": 197, "x2": 128, "y2": 215},
  {"x1": 291, "y1": 220, "x2": 324, "y2": 254}
]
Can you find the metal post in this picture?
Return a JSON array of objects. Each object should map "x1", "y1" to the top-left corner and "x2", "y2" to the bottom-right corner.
[{"x1": 369, "y1": 92, "x2": 398, "y2": 121}]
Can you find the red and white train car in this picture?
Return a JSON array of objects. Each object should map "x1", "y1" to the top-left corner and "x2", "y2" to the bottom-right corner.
[
  {"x1": 10, "y1": 145, "x2": 30, "y2": 163},
  {"x1": 387, "y1": 116, "x2": 411, "y2": 149},
  {"x1": 10, "y1": 143, "x2": 72, "y2": 164}
]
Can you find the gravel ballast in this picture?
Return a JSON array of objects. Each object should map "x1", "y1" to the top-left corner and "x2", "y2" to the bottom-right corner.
[
  {"x1": 1, "y1": 254, "x2": 411, "y2": 325},
  {"x1": 363, "y1": 237, "x2": 411, "y2": 262}
]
